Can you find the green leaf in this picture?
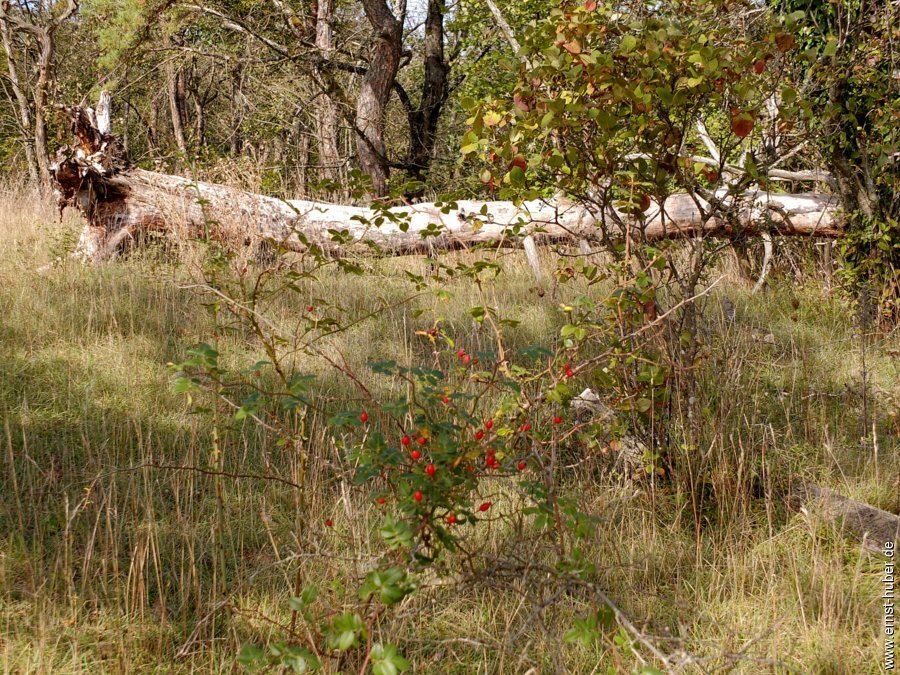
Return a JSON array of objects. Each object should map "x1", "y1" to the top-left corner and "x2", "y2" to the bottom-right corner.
[
  {"x1": 236, "y1": 644, "x2": 266, "y2": 670},
  {"x1": 234, "y1": 392, "x2": 261, "y2": 421},
  {"x1": 288, "y1": 586, "x2": 318, "y2": 611},
  {"x1": 370, "y1": 643, "x2": 410, "y2": 675},
  {"x1": 655, "y1": 86, "x2": 673, "y2": 106},
  {"x1": 171, "y1": 376, "x2": 198, "y2": 394},
  {"x1": 564, "y1": 615, "x2": 600, "y2": 647},
  {"x1": 620, "y1": 34, "x2": 637, "y2": 54},
  {"x1": 327, "y1": 613, "x2": 366, "y2": 651},
  {"x1": 379, "y1": 518, "x2": 413, "y2": 549},
  {"x1": 368, "y1": 360, "x2": 397, "y2": 375},
  {"x1": 359, "y1": 567, "x2": 409, "y2": 606},
  {"x1": 509, "y1": 166, "x2": 526, "y2": 186},
  {"x1": 281, "y1": 647, "x2": 321, "y2": 673}
]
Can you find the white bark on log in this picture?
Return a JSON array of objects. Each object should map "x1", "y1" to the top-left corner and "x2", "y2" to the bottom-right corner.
[
  {"x1": 50, "y1": 104, "x2": 844, "y2": 263},
  {"x1": 58, "y1": 166, "x2": 843, "y2": 262}
]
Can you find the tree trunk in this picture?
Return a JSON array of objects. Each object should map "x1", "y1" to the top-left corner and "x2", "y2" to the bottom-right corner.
[
  {"x1": 230, "y1": 60, "x2": 245, "y2": 155},
  {"x1": 356, "y1": 0, "x2": 403, "y2": 196},
  {"x1": 406, "y1": 0, "x2": 449, "y2": 184},
  {"x1": 32, "y1": 31, "x2": 54, "y2": 192},
  {"x1": 163, "y1": 27, "x2": 189, "y2": 158},
  {"x1": 314, "y1": 0, "x2": 341, "y2": 186},
  {"x1": 0, "y1": 18, "x2": 39, "y2": 184},
  {"x1": 148, "y1": 96, "x2": 160, "y2": 151},
  {"x1": 296, "y1": 132, "x2": 310, "y2": 196},
  {"x1": 193, "y1": 95, "x2": 206, "y2": 148}
]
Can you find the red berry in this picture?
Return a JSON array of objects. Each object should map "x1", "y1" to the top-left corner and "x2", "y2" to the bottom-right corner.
[
  {"x1": 520, "y1": 423, "x2": 531, "y2": 432},
  {"x1": 360, "y1": 411, "x2": 368, "y2": 423},
  {"x1": 487, "y1": 448, "x2": 495, "y2": 457},
  {"x1": 478, "y1": 501, "x2": 492, "y2": 512},
  {"x1": 442, "y1": 395, "x2": 450, "y2": 405},
  {"x1": 325, "y1": 519, "x2": 333, "y2": 527},
  {"x1": 411, "y1": 449, "x2": 422, "y2": 461},
  {"x1": 413, "y1": 490, "x2": 423, "y2": 502},
  {"x1": 565, "y1": 369, "x2": 574, "y2": 379},
  {"x1": 446, "y1": 514, "x2": 457, "y2": 524},
  {"x1": 517, "y1": 461, "x2": 527, "y2": 470},
  {"x1": 417, "y1": 436, "x2": 427, "y2": 446},
  {"x1": 402, "y1": 435, "x2": 411, "y2": 446},
  {"x1": 462, "y1": 355, "x2": 471, "y2": 364},
  {"x1": 377, "y1": 497, "x2": 386, "y2": 505},
  {"x1": 564, "y1": 362, "x2": 571, "y2": 370},
  {"x1": 475, "y1": 429, "x2": 484, "y2": 441},
  {"x1": 485, "y1": 419, "x2": 493, "y2": 430},
  {"x1": 553, "y1": 416, "x2": 562, "y2": 424},
  {"x1": 426, "y1": 463, "x2": 436, "y2": 477},
  {"x1": 307, "y1": 306, "x2": 314, "y2": 312}
]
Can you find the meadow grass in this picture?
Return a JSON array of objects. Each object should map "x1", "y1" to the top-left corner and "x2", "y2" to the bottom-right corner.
[{"x1": 0, "y1": 186, "x2": 897, "y2": 673}]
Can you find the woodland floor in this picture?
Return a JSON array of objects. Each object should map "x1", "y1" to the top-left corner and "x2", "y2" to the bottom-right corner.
[{"x1": 1, "y1": 186, "x2": 898, "y2": 673}]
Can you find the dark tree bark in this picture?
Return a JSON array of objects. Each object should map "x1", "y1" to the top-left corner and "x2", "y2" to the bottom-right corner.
[
  {"x1": 406, "y1": 0, "x2": 449, "y2": 184},
  {"x1": 356, "y1": 0, "x2": 403, "y2": 196},
  {"x1": 162, "y1": 23, "x2": 189, "y2": 157},
  {"x1": 229, "y1": 60, "x2": 245, "y2": 155}
]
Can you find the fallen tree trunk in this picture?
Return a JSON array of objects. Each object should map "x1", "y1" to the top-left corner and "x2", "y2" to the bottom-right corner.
[
  {"x1": 790, "y1": 483, "x2": 900, "y2": 554},
  {"x1": 51, "y1": 104, "x2": 844, "y2": 263}
]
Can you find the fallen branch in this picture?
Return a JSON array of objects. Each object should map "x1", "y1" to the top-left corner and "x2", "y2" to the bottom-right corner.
[{"x1": 790, "y1": 483, "x2": 900, "y2": 554}]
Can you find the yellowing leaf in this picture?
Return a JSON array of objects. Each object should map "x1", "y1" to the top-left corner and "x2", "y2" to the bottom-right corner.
[{"x1": 482, "y1": 111, "x2": 503, "y2": 127}]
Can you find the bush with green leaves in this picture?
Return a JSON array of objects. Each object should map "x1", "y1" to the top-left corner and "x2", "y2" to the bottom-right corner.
[
  {"x1": 461, "y1": 0, "x2": 805, "y2": 224},
  {"x1": 168, "y1": 223, "x2": 680, "y2": 671}
]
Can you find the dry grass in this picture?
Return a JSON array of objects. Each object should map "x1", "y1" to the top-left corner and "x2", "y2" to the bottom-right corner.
[{"x1": 0, "y1": 186, "x2": 897, "y2": 673}]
